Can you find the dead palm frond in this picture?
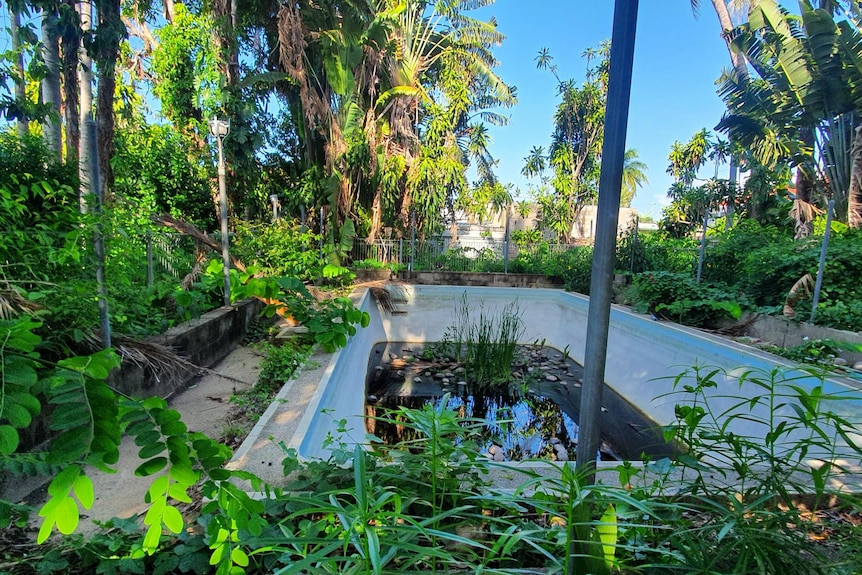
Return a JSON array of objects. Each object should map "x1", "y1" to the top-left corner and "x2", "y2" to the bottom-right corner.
[
  {"x1": 784, "y1": 273, "x2": 814, "y2": 318},
  {"x1": 789, "y1": 199, "x2": 823, "y2": 239},
  {"x1": 0, "y1": 282, "x2": 42, "y2": 320},
  {"x1": 79, "y1": 331, "x2": 252, "y2": 399},
  {"x1": 370, "y1": 285, "x2": 396, "y2": 314}
]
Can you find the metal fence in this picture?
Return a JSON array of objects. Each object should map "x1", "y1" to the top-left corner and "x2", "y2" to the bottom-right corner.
[{"x1": 351, "y1": 237, "x2": 574, "y2": 273}]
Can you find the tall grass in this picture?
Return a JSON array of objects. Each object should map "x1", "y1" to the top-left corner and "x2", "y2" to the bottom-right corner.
[{"x1": 444, "y1": 293, "x2": 525, "y2": 387}]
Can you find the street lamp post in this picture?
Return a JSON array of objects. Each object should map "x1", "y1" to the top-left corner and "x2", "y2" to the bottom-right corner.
[{"x1": 210, "y1": 115, "x2": 231, "y2": 307}]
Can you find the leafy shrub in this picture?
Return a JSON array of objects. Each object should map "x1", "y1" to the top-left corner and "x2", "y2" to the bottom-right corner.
[
  {"x1": 632, "y1": 271, "x2": 744, "y2": 326},
  {"x1": 655, "y1": 365, "x2": 862, "y2": 575},
  {"x1": 232, "y1": 220, "x2": 323, "y2": 281},
  {"x1": 638, "y1": 232, "x2": 698, "y2": 274},
  {"x1": 112, "y1": 124, "x2": 215, "y2": 230},
  {"x1": 256, "y1": 341, "x2": 311, "y2": 394},
  {"x1": 508, "y1": 241, "x2": 561, "y2": 274},
  {"x1": 547, "y1": 246, "x2": 594, "y2": 294},
  {"x1": 700, "y1": 219, "x2": 790, "y2": 287},
  {"x1": 815, "y1": 300, "x2": 862, "y2": 332}
]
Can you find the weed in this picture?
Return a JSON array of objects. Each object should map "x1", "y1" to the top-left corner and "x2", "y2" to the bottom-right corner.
[{"x1": 441, "y1": 293, "x2": 525, "y2": 388}]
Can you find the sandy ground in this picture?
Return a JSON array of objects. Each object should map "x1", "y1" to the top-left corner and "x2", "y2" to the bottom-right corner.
[{"x1": 33, "y1": 345, "x2": 264, "y2": 536}]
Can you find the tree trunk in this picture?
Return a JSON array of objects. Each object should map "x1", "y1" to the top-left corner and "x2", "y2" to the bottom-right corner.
[
  {"x1": 95, "y1": 0, "x2": 121, "y2": 201},
  {"x1": 62, "y1": 0, "x2": 81, "y2": 165},
  {"x1": 78, "y1": 0, "x2": 94, "y2": 213},
  {"x1": 41, "y1": 6, "x2": 63, "y2": 159},
  {"x1": 847, "y1": 125, "x2": 862, "y2": 228},
  {"x1": 725, "y1": 154, "x2": 737, "y2": 230},
  {"x1": 10, "y1": 7, "x2": 29, "y2": 138},
  {"x1": 710, "y1": 0, "x2": 750, "y2": 83},
  {"x1": 794, "y1": 126, "x2": 817, "y2": 239}
]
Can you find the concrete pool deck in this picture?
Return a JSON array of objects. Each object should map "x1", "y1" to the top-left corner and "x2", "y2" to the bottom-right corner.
[{"x1": 228, "y1": 285, "x2": 862, "y2": 491}]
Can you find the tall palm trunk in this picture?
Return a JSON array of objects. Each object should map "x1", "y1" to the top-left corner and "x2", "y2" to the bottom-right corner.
[
  {"x1": 41, "y1": 5, "x2": 63, "y2": 159},
  {"x1": 709, "y1": 0, "x2": 750, "y2": 83},
  {"x1": 847, "y1": 125, "x2": 862, "y2": 228},
  {"x1": 61, "y1": 0, "x2": 81, "y2": 165},
  {"x1": 95, "y1": 0, "x2": 121, "y2": 200},
  {"x1": 78, "y1": 0, "x2": 94, "y2": 213},
  {"x1": 10, "y1": 7, "x2": 29, "y2": 138}
]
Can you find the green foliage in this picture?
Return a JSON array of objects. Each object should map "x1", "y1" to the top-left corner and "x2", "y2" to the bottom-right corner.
[
  {"x1": 112, "y1": 124, "x2": 216, "y2": 230},
  {"x1": 150, "y1": 4, "x2": 221, "y2": 131},
  {"x1": 231, "y1": 220, "x2": 323, "y2": 281},
  {"x1": 761, "y1": 338, "x2": 846, "y2": 367},
  {"x1": 6, "y1": 359, "x2": 862, "y2": 574},
  {"x1": 273, "y1": 277, "x2": 369, "y2": 353},
  {"x1": 0, "y1": 317, "x2": 123, "y2": 539},
  {"x1": 656, "y1": 364, "x2": 862, "y2": 574},
  {"x1": 546, "y1": 245, "x2": 593, "y2": 294},
  {"x1": 814, "y1": 299, "x2": 862, "y2": 332},
  {"x1": 207, "y1": 264, "x2": 370, "y2": 353},
  {"x1": 440, "y1": 294, "x2": 524, "y2": 388},
  {"x1": 414, "y1": 245, "x2": 505, "y2": 273},
  {"x1": 0, "y1": 135, "x2": 85, "y2": 282},
  {"x1": 255, "y1": 341, "x2": 312, "y2": 395},
  {"x1": 632, "y1": 271, "x2": 744, "y2": 326}
]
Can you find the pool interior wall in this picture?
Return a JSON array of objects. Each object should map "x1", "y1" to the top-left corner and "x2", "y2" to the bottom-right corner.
[{"x1": 232, "y1": 285, "x2": 862, "y2": 482}]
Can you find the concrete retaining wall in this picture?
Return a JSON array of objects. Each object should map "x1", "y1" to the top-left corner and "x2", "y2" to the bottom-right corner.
[
  {"x1": 108, "y1": 298, "x2": 264, "y2": 398},
  {"x1": 397, "y1": 271, "x2": 562, "y2": 289},
  {"x1": 746, "y1": 315, "x2": 862, "y2": 364}
]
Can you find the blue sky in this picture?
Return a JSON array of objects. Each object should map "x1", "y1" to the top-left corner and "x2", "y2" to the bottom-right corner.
[{"x1": 475, "y1": 0, "x2": 734, "y2": 218}]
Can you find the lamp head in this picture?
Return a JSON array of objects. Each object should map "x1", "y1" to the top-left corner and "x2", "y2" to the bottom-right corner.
[{"x1": 209, "y1": 116, "x2": 230, "y2": 138}]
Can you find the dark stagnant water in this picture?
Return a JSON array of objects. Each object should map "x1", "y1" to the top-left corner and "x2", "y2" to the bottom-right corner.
[{"x1": 364, "y1": 342, "x2": 675, "y2": 462}]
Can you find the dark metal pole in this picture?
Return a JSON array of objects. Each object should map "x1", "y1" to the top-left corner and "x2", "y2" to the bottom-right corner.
[
  {"x1": 88, "y1": 119, "x2": 111, "y2": 349},
  {"x1": 576, "y1": 0, "x2": 639, "y2": 474},
  {"x1": 810, "y1": 199, "x2": 834, "y2": 324},
  {"x1": 696, "y1": 208, "x2": 708, "y2": 283},
  {"x1": 410, "y1": 210, "x2": 416, "y2": 272},
  {"x1": 146, "y1": 230, "x2": 154, "y2": 288},
  {"x1": 216, "y1": 134, "x2": 231, "y2": 306},
  {"x1": 503, "y1": 205, "x2": 511, "y2": 274}
]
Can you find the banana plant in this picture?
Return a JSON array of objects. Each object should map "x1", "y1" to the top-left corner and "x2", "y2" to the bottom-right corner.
[{"x1": 717, "y1": 0, "x2": 862, "y2": 222}]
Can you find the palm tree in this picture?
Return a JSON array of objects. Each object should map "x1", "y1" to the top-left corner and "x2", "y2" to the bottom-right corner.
[
  {"x1": 374, "y1": 0, "x2": 514, "y2": 238},
  {"x1": 690, "y1": 0, "x2": 755, "y2": 82},
  {"x1": 717, "y1": 0, "x2": 862, "y2": 233},
  {"x1": 621, "y1": 148, "x2": 648, "y2": 208},
  {"x1": 521, "y1": 146, "x2": 547, "y2": 181}
]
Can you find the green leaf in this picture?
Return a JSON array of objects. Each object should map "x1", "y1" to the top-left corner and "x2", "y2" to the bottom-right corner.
[
  {"x1": 9, "y1": 392, "x2": 41, "y2": 416},
  {"x1": 155, "y1": 409, "x2": 181, "y2": 426},
  {"x1": 3, "y1": 357, "x2": 38, "y2": 386},
  {"x1": 49, "y1": 428, "x2": 89, "y2": 463},
  {"x1": 161, "y1": 505, "x2": 184, "y2": 534},
  {"x1": 135, "y1": 457, "x2": 168, "y2": 476},
  {"x1": 230, "y1": 548, "x2": 249, "y2": 568},
  {"x1": 54, "y1": 497, "x2": 80, "y2": 535},
  {"x1": 160, "y1": 419, "x2": 187, "y2": 437},
  {"x1": 169, "y1": 465, "x2": 199, "y2": 486},
  {"x1": 143, "y1": 522, "x2": 163, "y2": 554},
  {"x1": 168, "y1": 483, "x2": 193, "y2": 504},
  {"x1": 48, "y1": 465, "x2": 81, "y2": 497},
  {"x1": 597, "y1": 503, "x2": 618, "y2": 567},
  {"x1": 72, "y1": 474, "x2": 94, "y2": 509},
  {"x1": 0, "y1": 425, "x2": 20, "y2": 455},
  {"x1": 139, "y1": 442, "x2": 167, "y2": 459},
  {"x1": 3, "y1": 403, "x2": 31, "y2": 428}
]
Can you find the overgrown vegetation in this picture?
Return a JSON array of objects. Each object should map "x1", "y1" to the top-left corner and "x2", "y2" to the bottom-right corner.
[
  {"x1": 3, "y1": 363, "x2": 860, "y2": 574},
  {"x1": 439, "y1": 294, "x2": 525, "y2": 387}
]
